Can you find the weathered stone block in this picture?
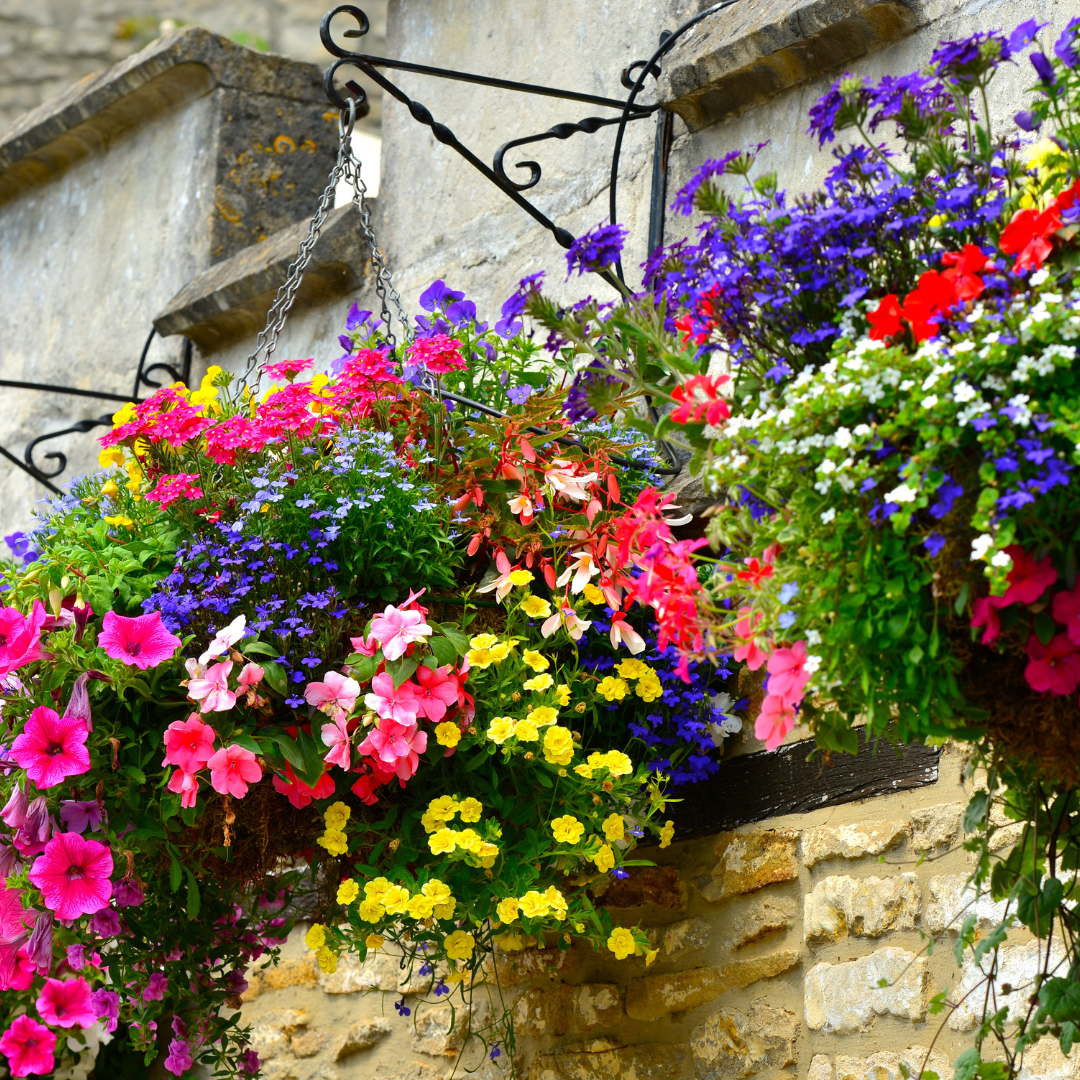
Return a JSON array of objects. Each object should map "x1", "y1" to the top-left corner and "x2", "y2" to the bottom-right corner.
[
  {"x1": 804, "y1": 948, "x2": 928, "y2": 1032},
  {"x1": 240, "y1": 972, "x2": 261, "y2": 1001},
  {"x1": 290, "y1": 1030, "x2": 330, "y2": 1058},
  {"x1": 800, "y1": 821, "x2": 909, "y2": 866},
  {"x1": 804, "y1": 872, "x2": 920, "y2": 942},
  {"x1": 835, "y1": 1048, "x2": 951, "y2": 1080},
  {"x1": 1015, "y1": 1036, "x2": 1080, "y2": 1080},
  {"x1": 261, "y1": 1063, "x2": 298, "y2": 1080},
  {"x1": 602, "y1": 865, "x2": 685, "y2": 911},
  {"x1": 248, "y1": 1024, "x2": 290, "y2": 1062},
  {"x1": 923, "y1": 874, "x2": 1010, "y2": 936},
  {"x1": 529, "y1": 1043, "x2": 690, "y2": 1080},
  {"x1": 260, "y1": 957, "x2": 318, "y2": 991},
  {"x1": 699, "y1": 829, "x2": 799, "y2": 901},
  {"x1": 626, "y1": 951, "x2": 801, "y2": 1021},
  {"x1": 720, "y1": 894, "x2": 797, "y2": 950},
  {"x1": 910, "y1": 803, "x2": 963, "y2": 851},
  {"x1": 513, "y1": 983, "x2": 624, "y2": 1037},
  {"x1": 663, "y1": 917, "x2": 713, "y2": 961},
  {"x1": 486, "y1": 941, "x2": 581, "y2": 986},
  {"x1": 369, "y1": 1065, "x2": 442, "y2": 1080},
  {"x1": 258, "y1": 1009, "x2": 309, "y2": 1033},
  {"x1": 690, "y1": 999, "x2": 797, "y2": 1079},
  {"x1": 810, "y1": 1054, "x2": 834, "y2": 1080},
  {"x1": 318, "y1": 950, "x2": 416, "y2": 994},
  {"x1": 334, "y1": 1018, "x2": 392, "y2": 1060}
]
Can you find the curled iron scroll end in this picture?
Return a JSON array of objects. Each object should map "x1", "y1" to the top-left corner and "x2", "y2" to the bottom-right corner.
[
  {"x1": 621, "y1": 58, "x2": 662, "y2": 91},
  {"x1": 493, "y1": 143, "x2": 541, "y2": 192},
  {"x1": 323, "y1": 60, "x2": 370, "y2": 112},
  {"x1": 320, "y1": 5, "x2": 370, "y2": 57}
]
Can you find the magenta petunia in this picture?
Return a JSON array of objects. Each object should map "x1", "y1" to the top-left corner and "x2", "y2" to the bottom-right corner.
[
  {"x1": 0, "y1": 1014, "x2": 56, "y2": 1077},
  {"x1": 27, "y1": 833, "x2": 113, "y2": 921},
  {"x1": 36, "y1": 977, "x2": 96, "y2": 1029},
  {"x1": 11, "y1": 706, "x2": 90, "y2": 789},
  {"x1": 0, "y1": 602, "x2": 48, "y2": 679},
  {"x1": 97, "y1": 610, "x2": 181, "y2": 670}
]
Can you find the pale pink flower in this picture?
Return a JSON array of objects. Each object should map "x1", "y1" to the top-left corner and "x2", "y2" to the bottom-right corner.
[
  {"x1": 162, "y1": 714, "x2": 217, "y2": 773},
  {"x1": 412, "y1": 666, "x2": 458, "y2": 721},
  {"x1": 507, "y1": 493, "x2": 534, "y2": 520},
  {"x1": 609, "y1": 615, "x2": 646, "y2": 654},
  {"x1": 97, "y1": 611, "x2": 181, "y2": 670},
  {"x1": 477, "y1": 550, "x2": 519, "y2": 602},
  {"x1": 357, "y1": 717, "x2": 428, "y2": 782},
  {"x1": 0, "y1": 1014, "x2": 56, "y2": 1077},
  {"x1": 543, "y1": 459, "x2": 598, "y2": 502},
  {"x1": 187, "y1": 661, "x2": 236, "y2": 713},
  {"x1": 0, "y1": 603, "x2": 48, "y2": 679},
  {"x1": 541, "y1": 604, "x2": 591, "y2": 642},
  {"x1": 198, "y1": 614, "x2": 247, "y2": 666},
  {"x1": 556, "y1": 550, "x2": 601, "y2": 594},
  {"x1": 28, "y1": 833, "x2": 113, "y2": 920},
  {"x1": 238, "y1": 663, "x2": 264, "y2": 690},
  {"x1": 11, "y1": 706, "x2": 90, "y2": 789},
  {"x1": 370, "y1": 604, "x2": 432, "y2": 661},
  {"x1": 765, "y1": 641, "x2": 810, "y2": 706},
  {"x1": 320, "y1": 716, "x2": 351, "y2": 770},
  {"x1": 363, "y1": 672, "x2": 419, "y2": 724},
  {"x1": 207, "y1": 745, "x2": 262, "y2": 798},
  {"x1": 304, "y1": 670, "x2": 360, "y2": 721},
  {"x1": 755, "y1": 694, "x2": 796, "y2": 751},
  {"x1": 35, "y1": 977, "x2": 95, "y2": 1029}
]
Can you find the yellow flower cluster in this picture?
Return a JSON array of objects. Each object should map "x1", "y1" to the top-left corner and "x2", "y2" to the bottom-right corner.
[
  {"x1": 607, "y1": 927, "x2": 640, "y2": 960},
  {"x1": 542, "y1": 725, "x2": 575, "y2": 766},
  {"x1": 581, "y1": 583, "x2": 606, "y2": 606},
  {"x1": 496, "y1": 885, "x2": 568, "y2": 924},
  {"x1": 523, "y1": 650, "x2": 549, "y2": 672},
  {"x1": 602, "y1": 813, "x2": 625, "y2": 842},
  {"x1": 466, "y1": 633, "x2": 516, "y2": 669},
  {"x1": 487, "y1": 705, "x2": 560, "y2": 747},
  {"x1": 616, "y1": 658, "x2": 663, "y2": 702},
  {"x1": 1019, "y1": 138, "x2": 1070, "y2": 209},
  {"x1": 596, "y1": 676, "x2": 629, "y2": 702},
  {"x1": 591, "y1": 843, "x2": 616, "y2": 873},
  {"x1": 421, "y1": 794, "x2": 482, "y2": 832},
  {"x1": 427, "y1": 826, "x2": 500, "y2": 866},
  {"x1": 659, "y1": 820, "x2": 675, "y2": 849},
  {"x1": 520, "y1": 595, "x2": 552, "y2": 618},
  {"x1": 434, "y1": 721, "x2": 461, "y2": 747},
  {"x1": 353, "y1": 876, "x2": 457, "y2": 922},
  {"x1": 573, "y1": 749, "x2": 632, "y2": 779},
  {"x1": 317, "y1": 800, "x2": 351, "y2": 856},
  {"x1": 444, "y1": 929, "x2": 475, "y2": 960},
  {"x1": 550, "y1": 815, "x2": 585, "y2": 845},
  {"x1": 523, "y1": 672, "x2": 553, "y2": 692},
  {"x1": 303, "y1": 923, "x2": 339, "y2": 973}
]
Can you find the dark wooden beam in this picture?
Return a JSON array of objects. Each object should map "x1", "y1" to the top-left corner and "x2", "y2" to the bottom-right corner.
[{"x1": 670, "y1": 732, "x2": 941, "y2": 841}]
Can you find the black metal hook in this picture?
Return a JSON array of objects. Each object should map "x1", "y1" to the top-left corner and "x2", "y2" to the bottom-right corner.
[{"x1": 24, "y1": 416, "x2": 113, "y2": 479}]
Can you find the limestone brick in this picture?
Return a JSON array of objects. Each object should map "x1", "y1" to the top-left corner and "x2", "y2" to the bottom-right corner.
[
  {"x1": 333, "y1": 1018, "x2": 392, "y2": 1060},
  {"x1": 368, "y1": 1065, "x2": 442, "y2": 1080},
  {"x1": 803, "y1": 873, "x2": 920, "y2": 942},
  {"x1": 834, "y1": 1047, "x2": 951, "y2": 1080},
  {"x1": 699, "y1": 829, "x2": 800, "y2": 901},
  {"x1": 690, "y1": 999, "x2": 797, "y2": 1079},
  {"x1": 626, "y1": 951, "x2": 801, "y2": 1021},
  {"x1": 240, "y1": 972, "x2": 262, "y2": 1001},
  {"x1": 1016, "y1": 1037, "x2": 1080, "y2": 1080},
  {"x1": 512, "y1": 983, "x2": 624, "y2": 1037},
  {"x1": 261, "y1": 1063, "x2": 299, "y2": 1080},
  {"x1": 810, "y1": 1055, "x2": 834, "y2": 1080},
  {"x1": 262, "y1": 957, "x2": 319, "y2": 990},
  {"x1": 317, "y1": 949, "x2": 438, "y2": 994},
  {"x1": 804, "y1": 948, "x2": 929, "y2": 1032},
  {"x1": 662, "y1": 917, "x2": 713, "y2": 961},
  {"x1": 486, "y1": 941, "x2": 582, "y2": 986},
  {"x1": 249, "y1": 1024, "x2": 290, "y2": 1062},
  {"x1": 800, "y1": 821, "x2": 909, "y2": 866},
  {"x1": 922, "y1": 874, "x2": 1011, "y2": 936},
  {"x1": 258, "y1": 1009, "x2": 309, "y2": 1033},
  {"x1": 910, "y1": 803, "x2": 964, "y2": 852},
  {"x1": 411, "y1": 1004, "x2": 462, "y2": 1057},
  {"x1": 720, "y1": 894, "x2": 797, "y2": 950},
  {"x1": 602, "y1": 866, "x2": 686, "y2": 911},
  {"x1": 289, "y1": 1030, "x2": 330, "y2": 1058},
  {"x1": 529, "y1": 1042, "x2": 690, "y2": 1080}
]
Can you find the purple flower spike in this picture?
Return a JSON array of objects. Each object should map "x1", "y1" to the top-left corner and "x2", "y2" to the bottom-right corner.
[{"x1": 565, "y1": 221, "x2": 628, "y2": 277}]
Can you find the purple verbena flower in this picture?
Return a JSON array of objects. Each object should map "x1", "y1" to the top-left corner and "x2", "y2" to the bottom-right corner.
[{"x1": 566, "y1": 222, "x2": 628, "y2": 277}]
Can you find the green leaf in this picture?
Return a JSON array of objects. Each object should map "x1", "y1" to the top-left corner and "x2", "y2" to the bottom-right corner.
[
  {"x1": 295, "y1": 727, "x2": 328, "y2": 788},
  {"x1": 169, "y1": 851, "x2": 182, "y2": 893},
  {"x1": 347, "y1": 653, "x2": 381, "y2": 685},
  {"x1": 386, "y1": 656, "x2": 418, "y2": 689},
  {"x1": 121, "y1": 765, "x2": 146, "y2": 784},
  {"x1": 261, "y1": 730, "x2": 305, "y2": 771},
  {"x1": 241, "y1": 640, "x2": 280, "y2": 657},
  {"x1": 439, "y1": 623, "x2": 471, "y2": 656},
  {"x1": 964, "y1": 790, "x2": 990, "y2": 834},
  {"x1": 185, "y1": 868, "x2": 201, "y2": 918},
  {"x1": 1035, "y1": 609, "x2": 1057, "y2": 646},
  {"x1": 429, "y1": 636, "x2": 458, "y2": 667},
  {"x1": 231, "y1": 733, "x2": 263, "y2": 756},
  {"x1": 261, "y1": 661, "x2": 288, "y2": 697}
]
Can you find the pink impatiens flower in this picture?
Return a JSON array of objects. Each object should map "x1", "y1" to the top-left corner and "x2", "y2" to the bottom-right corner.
[
  {"x1": 28, "y1": 833, "x2": 113, "y2": 920},
  {"x1": 167, "y1": 768, "x2": 200, "y2": 809},
  {"x1": 35, "y1": 977, "x2": 95, "y2": 1029},
  {"x1": 755, "y1": 694, "x2": 797, "y2": 751},
  {"x1": 1052, "y1": 581, "x2": 1080, "y2": 646},
  {"x1": 207, "y1": 745, "x2": 262, "y2": 798},
  {"x1": 0, "y1": 1014, "x2": 56, "y2": 1077},
  {"x1": 412, "y1": 666, "x2": 458, "y2": 721},
  {"x1": 98, "y1": 611, "x2": 181, "y2": 670},
  {"x1": 11, "y1": 706, "x2": 90, "y2": 789},
  {"x1": 304, "y1": 670, "x2": 360, "y2": 721},
  {"x1": 198, "y1": 615, "x2": 247, "y2": 666},
  {"x1": 162, "y1": 714, "x2": 217, "y2": 773},
  {"x1": 1024, "y1": 633, "x2": 1080, "y2": 695},
  {"x1": 369, "y1": 604, "x2": 432, "y2": 661},
  {"x1": 364, "y1": 672, "x2": 419, "y2": 724},
  {"x1": 357, "y1": 717, "x2": 428, "y2": 782},
  {"x1": 0, "y1": 602, "x2": 48, "y2": 679},
  {"x1": 765, "y1": 641, "x2": 810, "y2": 707},
  {"x1": 187, "y1": 661, "x2": 236, "y2": 713},
  {"x1": 321, "y1": 716, "x2": 351, "y2": 770},
  {"x1": 271, "y1": 762, "x2": 335, "y2": 809},
  {"x1": 1001, "y1": 546, "x2": 1058, "y2": 606},
  {"x1": 971, "y1": 594, "x2": 1007, "y2": 646}
]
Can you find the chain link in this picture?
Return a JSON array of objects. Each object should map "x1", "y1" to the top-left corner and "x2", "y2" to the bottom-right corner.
[{"x1": 239, "y1": 100, "x2": 410, "y2": 390}]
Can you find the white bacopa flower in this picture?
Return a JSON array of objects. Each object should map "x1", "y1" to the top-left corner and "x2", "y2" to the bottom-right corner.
[
  {"x1": 953, "y1": 381, "x2": 977, "y2": 403},
  {"x1": 953, "y1": 340, "x2": 975, "y2": 353},
  {"x1": 776, "y1": 407, "x2": 795, "y2": 424},
  {"x1": 834, "y1": 426, "x2": 853, "y2": 449},
  {"x1": 820, "y1": 507, "x2": 837, "y2": 523},
  {"x1": 853, "y1": 423, "x2": 873, "y2": 437},
  {"x1": 816, "y1": 459, "x2": 837, "y2": 474},
  {"x1": 900, "y1": 379, "x2": 915, "y2": 391},
  {"x1": 921, "y1": 394, "x2": 939, "y2": 409},
  {"x1": 806, "y1": 629, "x2": 822, "y2": 645},
  {"x1": 990, "y1": 550, "x2": 1013, "y2": 568},
  {"x1": 884, "y1": 483, "x2": 917, "y2": 504},
  {"x1": 1030, "y1": 267, "x2": 1050, "y2": 287},
  {"x1": 804, "y1": 654, "x2": 823, "y2": 675},
  {"x1": 971, "y1": 534, "x2": 994, "y2": 561}
]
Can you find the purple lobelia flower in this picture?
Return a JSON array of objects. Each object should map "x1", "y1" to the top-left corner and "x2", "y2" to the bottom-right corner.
[{"x1": 562, "y1": 360, "x2": 629, "y2": 422}]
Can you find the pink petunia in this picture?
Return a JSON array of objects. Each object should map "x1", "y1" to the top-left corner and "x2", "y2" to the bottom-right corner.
[
  {"x1": 142, "y1": 971, "x2": 168, "y2": 1002},
  {"x1": 167, "y1": 768, "x2": 200, "y2": 809},
  {"x1": 207, "y1": 745, "x2": 262, "y2": 798},
  {"x1": 11, "y1": 706, "x2": 90, "y2": 789},
  {"x1": 271, "y1": 762, "x2": 335, "y2": 809},
  {"x1": 1001, "y1": 546, "x2": 1058, "y2": 606},
  {"x1": 765, "y1": 641, "x2": 810, "y2": 707},
  {"x1": 412, "y1": 666, "x2": 458, "y2": 722},
  {"x1": 98, "y1": 611, "x2": 181, "y2": 670},
  {"x1": 35, "y1": 977, "x2": 95, "y2": 1029},
  {"x1": 304, "y1": 670, "x2": 360, "y2": 721},
  {"x1": 187, "y1": 661, "x2": 236, "y2": 713},
  {"x1": 357, "y1": 717, "x2": 428, "y2": 782},
  {"x1": 1052, "y1": 582, "x2": 1080, "y2": 646},
  {"x1": 28, "y1": 833, "x2": 113, "y2": 921},
  {"x1": 364, "y1": 672, "x2": 419, "y2": 724},
  {"x1": 0, "y1": 602, "x2": 48, "y2": 679},
  {"x1": 0, "y1": 1014, "x2": 56, "y2": 1077},
  {"x1": 198, "y1": 615, "x2": 247, "y2": 666},
  {"x1": 369, "y1": 604, "x2": 432, "y2": 661},
  {"x1": 162, "y1": 714, "x2": 217, "y2": 773},
  {"x1": 971, "y1": 594, "x2": 1007, "y2": 646},
  {"x1": 1025, "y1": 633, "x2": 1080, "y2": 695},
  {"x1": 321, "y1": 716, "x2": 351, "y2": 770},
  {"x1": 755, "y1": 694, "x2": 797, "y2": 751},
  {"x1": 0, "y1": 948, "x2": 36, "y2": 993}
]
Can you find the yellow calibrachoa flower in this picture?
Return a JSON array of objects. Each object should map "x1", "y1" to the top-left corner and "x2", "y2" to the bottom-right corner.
[
  {"x1": 103, "y1": 515, "x2": 134, "y2": 528},
  {"x1": 407, "y1": 894, "x2": 435, "y2": 919},
  {"x1": 337, "y1": 878, "x2": 360, "y2": 905},
  {"x1": 189, "y1": 365, "x2": 223, "y2": 409},
  {"x1": 602, "y1": 814, "x2": 625, "y2": 842},
  {"x1": 523, "y1": 649, "x2": 550, "y2": 671},
  {"x1": 581, "y1": 583, "x2": 606, "y2": 605},
  {"x1": 422, "y1": 879, "x2": 452, "y2": 903},
  {"x1": 444, "y1": 930, "x2": 475, "y2": 960},
  {"x1": 317, "y1": 829, "x2": 348, "y2": 856},
  {"x1": 429, "y1": 828, "x2": 457, "y2": 855},
  {"x1": 364, "y1": 877, "x2": 391, "y2": 900},
  {"x1": 358, "y1": 899, "x2": 385, "y2": 922},
  {"x1": 382, "y1": 885, "x2": 410, "y2": 915},
  {"x1": 325, "y1": 801, "x2": 350, "y2": 828},
  {"x1": 520, "y1": 596, "x2": 552, "y2": 618},
  {"x1": 518, "y1": 890, "x2": 550, "y2": 919},
  {"x1": 458, "y1": 797, "x2": 483, "y2": 823},
  {"x1": 645, "y1": 949, "x2": 660, "y2": 967},
  {"x1": 659, "y1": 820, "x2": 675, "y2": 849},
  {"x1": 478, "y1": 841, "x2": 500, "y2": 867},
  {"x1": 542, "y1": 726, "x2": 575, "y2": 766},
  {"x1": 616, "y1": 658, "x2": 652, "y2": 680},
  {"x1": 550, "y1": 815, "x2": 585, "y2": 845},
  {"x1": 487, "y1": 717, "x2": 515, "y2": 744},
  {"x1": 544, "y1": 886, "x2": 568, "y2": 920},
  {"x1": 365, "y1": 933, "x2": 385, "y2": 950},
  {"x1": 554, "y1": 684, "x2": 571, "y2": 706},
  {"x1": 100, "y1": 479, "x2": 119, "y2": 497},
  {"x1": 316, "y1": 946, "x2": 338, "y2": 974},
  {"x1": 508, "y1": 569, "x2": 534, "y2": 586},
  {"x1": 456, "y1": 828, "x2": 482, "y2": 853},
  {"x1": 466, "y1": 647, "x2": 495, "y2": 669},
  {"x1": 607, "y1": 927, "x2": 638, "y2": 960},
  {"x1": 428, "y1": 796, "x2": 459, "y2": 821},
  {"x1": 523, "y1": 672, "x2": 554, "y2": 692},
  {"x1": 98, "y1": 447, "x2": 126, "y2": 469},
  {"x1": 604, "y1": 751, "x2": 632, "y2": 777},
  {"x1": 469, "y1": 633, "x2": 499, "y2": 650},
  {"x1": 496, "y1": 897, "x2": 520, "y2": 923},
  {"x1": 530, "y1": 705, "x2": 559, "y2": 727},
  {"x1": 435, "y1": 722, "x2": 461, "y2": 747},
  {"x1": 636, "y1": 674, "x2": 663, "y2": 702},
  {"x1": 488, "y1": 640, "x2": 515, "y2": 662},
  {"x1": 493, "y1": 930, "x2": 526, "y2": 951},
  {"x1": 304, "y1": 924, "x2": 326, "y2": 950},
  {"x1": 593, "y1": 843, "x2": 615, "y2": 873},
  {"x1": 597, "y1": 676, "x2": 629, "y2": 702},
  {"x1": 433, "y1": 897, "x2": 457, "y2": 920},
  {"x1": 513, "y1": 718, "x2": 538, "y2": 742},
  {"x1": 421, "y1": 812, "x2": 441, "y2": 833}
]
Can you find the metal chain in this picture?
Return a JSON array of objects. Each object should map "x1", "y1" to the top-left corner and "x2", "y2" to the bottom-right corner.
[{"x1": 238, "y1": 98, "x2": 409, "y2": 390}]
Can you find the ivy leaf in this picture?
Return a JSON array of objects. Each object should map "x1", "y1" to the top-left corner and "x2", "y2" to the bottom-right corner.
[{"x1": 964, "y1": 790, "x2": 990, "y2": 834}]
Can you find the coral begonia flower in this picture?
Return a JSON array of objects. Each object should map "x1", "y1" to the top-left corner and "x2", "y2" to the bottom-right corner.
[
  {"x1": 971, "y1": 594, "x2": 1007, "y2": 645},
  {"x1": 0, "y1": 1014, "x2": 56, "y2": 1077},
  {"x1": 766, "y1": 641, "x2": 810, "y2": 706},
  {"x1": 198, "y1": 614, "x2": 247, "y2": 666},
  {"x1": 187, "y1": 661, "x2": 236, "y2": 714},
  {"x1": 97, "y1": 611, "x2": 181, "y2": 670},
  {"x1": 1001, "y1": 545, "x2": 1058, "y2": 606},
  {"x1": 477, "y1": 550, "x2": 518, "y2": 602},
  {"x1": 28, "y1": 833, "x2": 113, "y2": 920},
  {"x1": 755, "y1": 694, "x2": 796, "y2": 751},
  {"x1": 272, "y1": 762, "x2": 334, "y2": 809},
  {"x1": 543, "y1": 459, "x2": 599, "y2": 502},
  {"x1": 364, "y1": 672, "x2": 419, "y2": 724},
  {"x1": 304, "y1": 670, "x2": 360, "y2": 721},
  {"x1": 35, "y1": 977, "x2": 95, "y2": 1029},
  {"x1": 321, "y1": 715, "x2": 351, "y2": 770},
  {"x1": 206, "y1": 745, "x2": 262, "y2": 798},
  {"x1": 556, "y1": 550, "x2": 602, "y2": 595},
  {"x1": 999, "y1": 205, "x2": 1062, "y2": 273},
  {"x1": 167, "y1": 768, "x2": 200, "y2": 809},
  {"x1": 369, "y1": 604, "x2": 432, "y2": 661},
  {"x1": 900, "y1": 270, "x2": 958, "y2": 341},
  {"x1": 609, "y1": 615, "x2": 646, "y2": 654},
  {"x1": 0, "y1": 602, "x2": 48, "y2": 680},
  {"x1": 940, "y1": 244, "x2": 989, "y2": 301},
  {"x1": 412, "y1": 665, "x2": 459, "y2": 721},
  {"x1": 1025, "y1": 633, "x2": 1080, "y2": 695},
  {"x1": 162, "y1": 714, "x2": 217, "y2": 773},
  {"x1": 866, "y1": 294, "x2": 903, "y2": 340},
  {"x1": 1052, "y1": 582, "x2": 1080, "y2": 646},
  {"x1": 11, "y1": 706, "x2": 90, "y2": 789}
]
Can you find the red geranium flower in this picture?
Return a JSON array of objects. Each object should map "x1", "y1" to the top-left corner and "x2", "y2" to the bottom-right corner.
[
  {"x1": 941, "y1": 244, "x2": 990, "y2": 300},
  {"x1": 999, "y1": 205, "x2": 1062, "y2": 273},
  {"x1": 901, "y1": 270, "x2": 958, "y2": 341},
  {"x1": 867, "y1": 294, "x2": 903, "y2": 340}
]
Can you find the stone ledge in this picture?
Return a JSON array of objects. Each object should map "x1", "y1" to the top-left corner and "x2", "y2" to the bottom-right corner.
[
  {"x1": 0, "y1": 25, "x2": 365, "y2": 203},
  {"x1": 154, "y1": 204, "x2": 373, "y2": 352},
  {"x1": 658, "y1": 0, "x2": 923, "y2": 131}
]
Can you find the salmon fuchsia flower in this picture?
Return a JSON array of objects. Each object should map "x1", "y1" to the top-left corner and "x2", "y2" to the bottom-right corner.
[
  {"x1": 97, "y1": 611, "x2": 181, "y2": 670},
  {"x1": 412, "y1": 665, "x2": 459, "y2": 721},
  {"x1": 28, "y1": 833, "x2": 113, "y2": 920},
  {"x1": 0, "y1": 1014, "x2": 56, "y2": 1077},
  {"x1": 304, "y1": 671, "x2": 360, "y2": 721},
  {"x1": 36, "y1": 977, "x2": 95, "y2": 1029},
  {"x1": 207, "y1": 745, "x2": 262, "y2": 798},
  {"x1": 364, "y1": 672, "x2": 419, "y2": 724},
  {"x1": 11, "y1": 706, "x2": 90, "y2": 789},
  {"x1": 187, "y1": 661, "x2": 236, "y2": 713},
  {"x1": 556, "y1": 550, "x2": 602, "y2": 595},
  {"x1": 541, "y1": 603, "x2": 592, "y2": 642},
  {"x1": 162, "y1": 715, "x2": 217, "y2": 773},
  {"x1": 477, "y1": 550, "x2": 523, "y2": 602},
  {"x1": 543, "y1": 459, "x2": 599, "y2": 502},
  {"x1": 369, "y1": 603, "x2": 432, "y2": 661}
]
